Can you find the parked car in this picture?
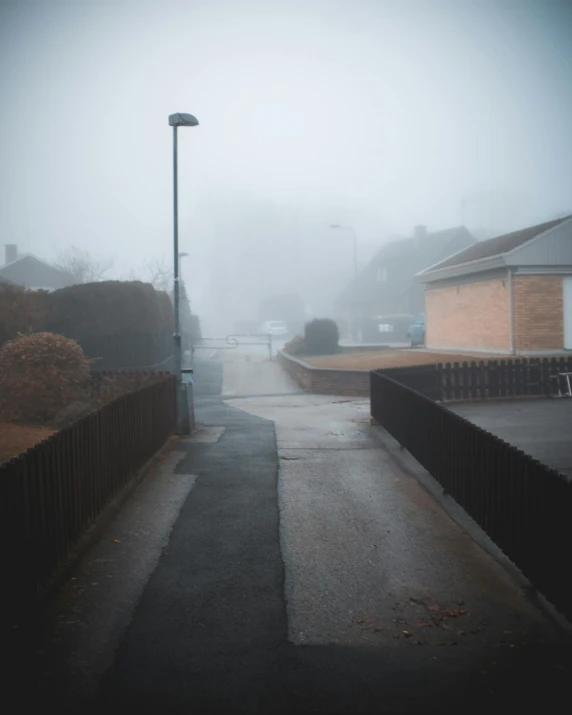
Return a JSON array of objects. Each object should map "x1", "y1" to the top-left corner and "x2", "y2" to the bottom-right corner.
[
  {"x1": 407, "y1": 314, "x2": 425, "y2": 347},
  {"x1": 260, "y1": 320, "x2": 288, "y2": 337}
]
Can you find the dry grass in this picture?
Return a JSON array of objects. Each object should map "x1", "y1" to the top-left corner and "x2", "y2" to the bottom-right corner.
[
  {"x1": 0, "y1": 422, "x2": 56, "y2": 464},
  {"x1": 303, "y1": 349, "x2": 507, "y2": 371}
]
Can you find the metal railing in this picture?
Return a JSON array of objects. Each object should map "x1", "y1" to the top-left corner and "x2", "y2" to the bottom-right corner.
[
  {"x1": 192, "y1": 333, "x2": 273, "y2": 360},
  {"x1": 370, "y1": 370, "x2": 572, "y2": 622},
  {"x1": 0, "y1": 374, "x2": 176, "y2": 631}
]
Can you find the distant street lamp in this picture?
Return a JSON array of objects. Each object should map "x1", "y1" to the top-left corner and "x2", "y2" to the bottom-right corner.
[
  {"x1": 169, "y1": 112, "x2": 199, "y2": 434},
  {"x1": 329, "y1": 224, "x2": 357, "y2": 280},
  {"x1": 329, "y1": 224, "x2": 359, "y2": 341}
]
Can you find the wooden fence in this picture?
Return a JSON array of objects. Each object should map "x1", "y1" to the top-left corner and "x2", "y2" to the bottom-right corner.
[
  {"x1": 370, "y1": 369, "x2": 572, "y2": 622},
  {"x1": 379, "y1": 356, "x2": 572, "y2": 402},
  {"x1": 0, "y1": 374, "x2": 176, "y2": 632}
]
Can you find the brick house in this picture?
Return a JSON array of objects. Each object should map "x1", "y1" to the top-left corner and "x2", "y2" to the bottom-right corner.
[
  {"x1": 0, "y1": 244, "x2": 73, "y2": 291},
  {"x1": 334, "y1": 225, "x2": 475, "y2": 340},
  {"x1": 417, "y1": 216, "x2": 572, "y2": 354}
]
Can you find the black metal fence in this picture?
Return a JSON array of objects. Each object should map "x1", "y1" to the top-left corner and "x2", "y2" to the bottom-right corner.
[
  {"x1": 0, "y1": 374, "x2": 176, "y2": 631},
  {"x1": 370, "y1": 370, "x2": 572, "y2": 622},
  {"x1": 379, "y1": 356, "x2": 572, "y2": 402}
]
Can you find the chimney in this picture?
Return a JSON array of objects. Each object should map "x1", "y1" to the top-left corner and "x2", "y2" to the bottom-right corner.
[
  {"x1": 5, "y1": 244, "x2": 18, "y2": 264},
  {"x1": 414, "y1": 225, "x2": 427, "y2": 240}
]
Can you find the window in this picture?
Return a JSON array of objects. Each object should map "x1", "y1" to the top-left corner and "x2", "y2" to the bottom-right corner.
[{"x1": 376, "y1": 266, "x2": 387, "y2": 283}]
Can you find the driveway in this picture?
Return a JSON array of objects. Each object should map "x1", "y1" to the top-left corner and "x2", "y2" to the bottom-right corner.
[
  {"x1": 24, "y1": 345, "x2": 572, "y2": 713},
  {"x1": 449, "y1": 398, "x2": 572, "y2": 479}
]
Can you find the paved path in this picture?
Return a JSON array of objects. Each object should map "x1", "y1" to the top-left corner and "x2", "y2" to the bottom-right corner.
[
  {"x1": 23, "y1": 347, "x2": 572, "y2": 713},
  {"x1": 219, "y1": 340, "x2": 300, "y2": 399}
]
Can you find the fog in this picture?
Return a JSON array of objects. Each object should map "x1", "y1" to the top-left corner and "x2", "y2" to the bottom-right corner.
[{"x1": 1, "y1": 0, "x2": 571, "y2": 334}]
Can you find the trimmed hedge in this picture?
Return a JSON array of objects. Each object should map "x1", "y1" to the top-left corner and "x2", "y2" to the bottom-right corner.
[{"x1": 45, "y1": 281, "x2": 173, "y2": 340}]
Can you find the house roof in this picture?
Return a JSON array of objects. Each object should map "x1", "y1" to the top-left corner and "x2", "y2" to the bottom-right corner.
[
  {"x1": 0, "y1": 251, "x2": 49, "y2": 270},
  {"x1": 429, "y1": 216, "x2": 571, "y2": 271},
  {"x1": 418, "y1": 214, "x2": 572, "y2": 283},
  {"x1": 335, "y1": 226, "x2": 475, "y2": 306},
  {"x1": 0, "y1": 273, "x2": 23, "y2": 286},
  {"x1": 0, "y1": 252, "x2": 74, "y2": 288}
]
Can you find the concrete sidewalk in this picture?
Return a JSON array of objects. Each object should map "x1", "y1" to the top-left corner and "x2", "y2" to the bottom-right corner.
[{"x1": 24, "y1": 351, "x2": 572, "y2": 713}]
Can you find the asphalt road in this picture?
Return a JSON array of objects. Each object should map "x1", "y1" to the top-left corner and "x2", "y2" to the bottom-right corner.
[
  {"x1": 449, "y1": 398, "x2": 572, "y2": 479},
  {"x1": 21, "y1": 345, "x2": 572, "y2": 713}
]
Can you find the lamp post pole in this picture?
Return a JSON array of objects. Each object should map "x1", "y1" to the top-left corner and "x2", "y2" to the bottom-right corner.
[
  {"x1": 169, "y1": 112, "x2": 198, "y2": 434},
  {"x1": 172, "y1": 124, "x2": 182, "y2": 427}
]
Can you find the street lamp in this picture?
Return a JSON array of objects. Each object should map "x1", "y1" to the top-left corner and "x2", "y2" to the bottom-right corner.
[
  {"x1": 169, "y1": 112, "x2": 199, "y2": 434},
  {"x1": 329, "y1": 224, "x2": 359, "y2": 341},
  {"x1": 329, "y1": 224, "x2": 357, "y2": 280}
]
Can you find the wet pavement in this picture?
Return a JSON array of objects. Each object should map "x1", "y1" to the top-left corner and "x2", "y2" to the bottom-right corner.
[
  {"x1": 449, "y1": 398, "x2": 572, "y2": 479},
  {"x1": 20, "y1": 346, "x2": 572, "y2": 713}
]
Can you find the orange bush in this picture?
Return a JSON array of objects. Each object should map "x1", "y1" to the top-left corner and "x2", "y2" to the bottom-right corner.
[{"x1": 0, "y1": 332, "x2": 91, "y2": 423}]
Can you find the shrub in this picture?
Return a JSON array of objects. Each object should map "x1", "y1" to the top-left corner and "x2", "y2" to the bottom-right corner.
[
  {"x1": 0, "y1": 286, "x2": 49, "y2": 350},
  {"x1": 52, "y1": 401, "x2": 93, "y2": 429},
  {"x1": 0, "y1": 332, "x2": 91, "y2": 423},
  {"x1": 283, "y1": 334, "x2": 307, "y2": 356},
  {"x1": 303, "y1": 318, "x2": 340, "y2": 355},
  {"x1": 91, "y1": 372, "x2": 161, "y2": 406},
  {"x1": 45, "y1": 281, "x2": 173, "y2": 341}
]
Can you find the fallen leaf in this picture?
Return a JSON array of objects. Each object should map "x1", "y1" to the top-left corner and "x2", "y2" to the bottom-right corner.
[
  {"x1": 443, "y1": 609, "x2": 468, "y2": 617},
  {"x1": 113, "y1": 539, "x2": 121, "y2": 543},
  {"x1": 402, "y1": 630, "x2": 411, "y2": 637}
]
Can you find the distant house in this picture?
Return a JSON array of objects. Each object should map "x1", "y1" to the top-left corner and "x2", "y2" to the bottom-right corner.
[
  {"x1": 0, "y1": 272, "x2": 21, "y2": 287},
  {"x1": 0, "y1": 244, "x2": 73, "y2": 291},
  {"x1": 334, "y1": 225, "x2": 475, "y2": 340},
  {"x1": 417, "y1": 215, "x2": 572, "y2": 354}
]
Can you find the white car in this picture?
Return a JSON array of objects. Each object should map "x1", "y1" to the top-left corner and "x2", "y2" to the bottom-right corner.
[{"x1": 261, "y1": 320, "x2": 288, "y2": 337}]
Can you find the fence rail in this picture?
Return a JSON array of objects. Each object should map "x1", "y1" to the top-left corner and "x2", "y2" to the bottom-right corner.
[
  {"x1": 379, "y1": 356, "x2": 572, "y2": 402},
  {"x1": 370, "y1": 370, "x2": 572, "y2": 622},
  {"x1": 0, "y1": 374, "x2": 176, "y2": 631}
]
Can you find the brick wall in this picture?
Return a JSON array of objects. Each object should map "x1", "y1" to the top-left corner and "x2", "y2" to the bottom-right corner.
[
  {"x1": 513, "y1": 275, "x2": 563, "y2": 351},
  {"x1": 278, "y1": 352, "x2": 370, "y2": 396},
  {"x1": 425, "y1": 276, "x2": 510, "y2": 351}
]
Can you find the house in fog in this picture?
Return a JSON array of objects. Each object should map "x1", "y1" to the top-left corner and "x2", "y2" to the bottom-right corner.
[
  {"x1": 417, "y1": 215, "x2": 572, "y2": 354},
  {"x1": 334, "y1": 225, "x2": 475, "y2": 341},
  {"x1": 0, "y1": 244, "x2": 73, "y2": 291}
]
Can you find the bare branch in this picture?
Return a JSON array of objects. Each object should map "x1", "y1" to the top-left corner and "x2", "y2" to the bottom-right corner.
[{"x1": 54, "y1": 246, "x2": 113, "y2": 284}]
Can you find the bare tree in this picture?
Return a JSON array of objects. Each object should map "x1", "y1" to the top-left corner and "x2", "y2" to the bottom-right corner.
[
  {"x1": 54, "y1": 246, "x2": 113, "y2": 284},
  {"x1": 119, "y1": 257, "x2": 172, "y2": 291},
  {"x1": 145, "y1": 257, "x2": 172, "y2": 293}
]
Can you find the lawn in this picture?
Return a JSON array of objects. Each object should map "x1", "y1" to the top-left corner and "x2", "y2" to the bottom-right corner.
[
  {"x1": 0, "y1": 423, "x2": 56, "y2": 464},
  {"x1": 303, "y1": 349, "x2": 505, "y2": 371}
]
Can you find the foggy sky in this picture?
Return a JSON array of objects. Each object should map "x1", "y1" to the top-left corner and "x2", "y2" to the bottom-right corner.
[{"x1": 1, "y1": 0, "x2": 571, "y2": 329}]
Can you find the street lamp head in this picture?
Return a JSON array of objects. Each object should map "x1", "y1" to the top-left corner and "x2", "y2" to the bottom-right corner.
[
  {"x1": 168, "y1": 113, "x2": 199, "y2": 127},
  {"x1": 329, "y1": 224, "x2": 342, "y2": 229},
  {"x1": 179, "y1": 252, "x2": 189, "y2": 258}
]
